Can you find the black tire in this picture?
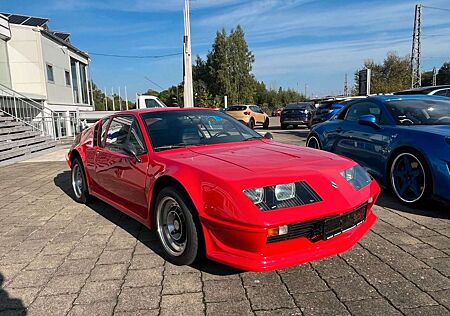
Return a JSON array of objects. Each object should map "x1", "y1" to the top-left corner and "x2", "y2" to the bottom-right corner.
[
  {"x1": 281, "y1": 123, "x2": 288, "y2": 130},
  {"x1": 155, "y1": 187, "x2": 200, "y2": 265},
  {"x1": 248, "y1": 118, "x2": 255, "y2": 129},
  {"x1": 389, "y1": 150, "x2": 432, "y2": 206},
  {"x1": 293, "y1": 124, "x2": 298, "y2": 129},
  {"x1": 306, "y1": 135, "x2": 322, "y2": 150},
  {"x1": 263, "y1": 118, "x2": 269, "y2": 129},
  {"x1": 71, "y1": 157, "x2": 91, "y2": 204}
]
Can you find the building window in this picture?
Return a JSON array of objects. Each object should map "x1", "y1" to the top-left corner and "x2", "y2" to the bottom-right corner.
[
  {"x1": 65, "y1": 70, "x2": 71, "y2": 86},
  {"x1": 79, "y1": 63, "x2": 89, "y2": 104},
  {"x1": 46, "y1": 64, "x2": 54, "y2": 82},
  {"x1": 71, "y1": 58, "x2": 79, "y2": 103}
]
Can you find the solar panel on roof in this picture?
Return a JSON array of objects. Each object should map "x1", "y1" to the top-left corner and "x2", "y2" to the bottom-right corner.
[
  {"x1": 22, "y1": 17, "x2": 48, "y2": 27},
  {"x1": 53, "y1": 32, "x2": 70, "y2": 41},
  {"x1": 8, "y1": 15, "x2": 29, "y2": 24}
]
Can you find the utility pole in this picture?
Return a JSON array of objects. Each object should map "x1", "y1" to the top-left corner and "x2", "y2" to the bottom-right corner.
[
  {"x1": 118, "y1": 86, "x2": 122, "y2": 111},
  {"x1": 111, "y1": 87, "x2": 115, "y2": 111},
  {"x1": 411, "y1": 4, "x2": 422, "y2": 88},
  {"x1": 104, "y1": 87, "x2": 108, "y2": 111},
  {"x1": 432, "y1": 67, "x2": 437, "y2": 86},
  {"x1": 125, "y1": 86, "x2": 129, "y2": 110},
  {"x1": 344, "y1": 74, "x2": 349, "y2": 96},
  {"x1": 183, "y1": 0, "x2": 194, "y2": 108},
  {"x1": 304, "y1": 84, "x2": 308, "y2": 99}
]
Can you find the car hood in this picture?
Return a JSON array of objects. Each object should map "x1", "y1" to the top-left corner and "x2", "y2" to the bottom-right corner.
[
  {"x1": 184, "y1": 140, "x2": 351, "y2": 175},
  {"x1": 398, "y1": 125, "x2": 450, "y2": 137}
]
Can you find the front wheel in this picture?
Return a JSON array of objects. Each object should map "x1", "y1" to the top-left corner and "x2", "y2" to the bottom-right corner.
[
  {"x1": 155, "y1": 187, "x2": 200, "y2": 265},
  {"x1": 390, "y1": 151, "x2": 431, "y2": 205},
  {"x1": 248, "y1": 119, "x2": 255, "y2": 129},
  {"x1": 263, "y1": 118, "x2": 269, "y2": 129},
  {"x1": 71, "y1": 157, "x2": 91, "y2": 204},
  {"x1": 281, "y1": 123, "x2": 288, "y2": 130}
]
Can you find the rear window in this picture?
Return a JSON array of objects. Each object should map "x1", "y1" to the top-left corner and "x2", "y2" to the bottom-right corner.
[
  {"x1": 226, "y1": 106, "x2": 247, "y2": 111},
  {"x1": 285, "y1": 103, "x2": 309, "y2": 110}
]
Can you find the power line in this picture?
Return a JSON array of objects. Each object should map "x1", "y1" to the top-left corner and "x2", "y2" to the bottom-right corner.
[
  {"x1": 144, "y1": 76, "x2": 165, "y2": 90},
  {"x1": 423, "y1": 5, "x2": 450, "y2": 13},
  {"x1": 88, "y1": 52, "x2": 182, "y2": 59}
]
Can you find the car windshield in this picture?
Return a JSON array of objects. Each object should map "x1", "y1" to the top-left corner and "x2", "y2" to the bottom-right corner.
[
  {"x1": 226, "y1": 106, "x2": 247, "y2": 111},
  {"x1": 141, "y1": 110, "x2": 262, "y2": 151},
  {"x1": 385, "y1": 99, "x2": 450, "y2": 125}
]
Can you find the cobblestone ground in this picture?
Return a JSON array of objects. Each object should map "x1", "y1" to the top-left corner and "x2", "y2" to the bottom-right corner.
[{"x1": 0, "y1": 140, "x2": 449, "y2": 315}]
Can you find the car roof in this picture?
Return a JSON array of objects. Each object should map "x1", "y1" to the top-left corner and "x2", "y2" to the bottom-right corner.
[
  {"x1": 360, "y1": 94, "x2": 450, "y2": 103},
  {"x1": 393, "y1": 85, "x2": 450, "y2": 94},
  {"x1": 112, "y1": 107, "x2": 216, "y2": 116}
]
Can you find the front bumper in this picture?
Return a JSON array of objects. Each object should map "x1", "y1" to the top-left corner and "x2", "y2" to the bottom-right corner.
[{"x1": 201, "y1": 190, "x2": 379, "y2": 272}]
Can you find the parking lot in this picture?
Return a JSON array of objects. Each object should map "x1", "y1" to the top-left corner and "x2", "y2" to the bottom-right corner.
[{"x1": 0, "y1": 119, "x2": 449, "y2": 316}]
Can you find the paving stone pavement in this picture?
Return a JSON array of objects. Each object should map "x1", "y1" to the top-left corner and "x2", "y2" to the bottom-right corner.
[{"x1": 0, "y1": 155, "x2": 449, "y2": 315}]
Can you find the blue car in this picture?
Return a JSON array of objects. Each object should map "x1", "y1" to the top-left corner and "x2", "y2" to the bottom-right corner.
[{"x1": 306, "y1": 95, "x2": 450, "y2": 205}]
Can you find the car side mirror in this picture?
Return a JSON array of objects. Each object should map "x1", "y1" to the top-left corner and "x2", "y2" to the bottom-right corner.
[
  {"x1": 358, "y1": 114, "x2": 380, "y2": 129},
  {"x1": 264, "y1": 132, "x2": 273, "y2": 140},
  {"x1": 120, "y1": 145, "x2": 142, "y2": 163}
]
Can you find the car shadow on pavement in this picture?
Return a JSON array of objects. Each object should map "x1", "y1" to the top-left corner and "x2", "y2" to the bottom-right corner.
[
  {"x1": 0, "y1": 273, "x2": 26, "y2": 314},
  {"x1": 53, "y1": 171, "x2": 242, "y2": 276},
  {"x1": 376, "y1": 189, "x2": 450, "y2": 220}
]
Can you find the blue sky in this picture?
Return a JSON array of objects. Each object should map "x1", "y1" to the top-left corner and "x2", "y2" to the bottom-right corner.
[{"x1": 3, "y1": 0, "x2": 450, "y2": 99}]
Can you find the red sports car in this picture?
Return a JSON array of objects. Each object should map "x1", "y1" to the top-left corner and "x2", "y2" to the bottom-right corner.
[{"x1": 67, "y1": 108, "x2": 379, "y2": 272}]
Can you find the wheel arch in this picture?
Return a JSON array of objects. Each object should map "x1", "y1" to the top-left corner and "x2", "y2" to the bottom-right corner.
[
  {"x1": 148, "y1": 175, "x2": 202, "y2": 230},
  {"x1": 148, "y1": 174, "x2": 206, "y2": 256}
]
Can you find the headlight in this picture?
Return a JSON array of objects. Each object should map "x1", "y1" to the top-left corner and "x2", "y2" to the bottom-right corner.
[
  {"x1": 243, "y1": 181, "x2": 322, "y2": 211},
  {"x1": 275, "y1": 183, "x2": 296, "y2": 201},
  {"x1": 340, "y1": 165, "x2": 372, "y2": 190},
  {"x1": 243, "y1": 188, "x2": 264, "y2": 204}
]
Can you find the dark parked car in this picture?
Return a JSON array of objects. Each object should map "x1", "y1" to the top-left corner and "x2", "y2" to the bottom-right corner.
[
  {"x1": 311, "y1": 97, "x2": 367, "y2": 126},
  {"x1": 280, "y1": 103, "x2": 315, "y2": 129},
  {"x1": 393, "y1": 85, "x2": 450, "y2": 97}
]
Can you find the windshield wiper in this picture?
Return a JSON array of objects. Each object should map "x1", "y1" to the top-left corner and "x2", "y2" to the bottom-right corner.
[
  {"x1": 244, "y1": 136, "x2": 263, "y2": 141},
  {"x1": 155, "y1": 143, "x2": 192, "y2": 151}
]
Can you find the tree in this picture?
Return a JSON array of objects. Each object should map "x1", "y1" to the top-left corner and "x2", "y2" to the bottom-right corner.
[
  {"x1": 355, "y1": 52, "x2": 411, "y2": 94},
  {"x1": 437, "y1": 62, "x2": 450, "y2": 85}
]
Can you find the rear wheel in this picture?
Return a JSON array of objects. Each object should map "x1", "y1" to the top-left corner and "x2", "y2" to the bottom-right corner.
[
  {"x1": 263, "y1": 118, "x2": 269, "y2": 129},
  {"x1": 293, "y1": 124, "x2": 298, "y2": 129},
  {"x1": 71, "y1": 157, "x2": 91, "y2": 204},
  {"x1": 156, "y1": 187, "x2": 200, "y2": 265},
  {"x1": 390, "y1": 151, "x2": 431, "y2": 205},
  {"x1": 306, "y1": 135, "x2": 321, "y2": 149},
  {"x1": 281, "y1": 123, "x2": 288, "y2": 130}
]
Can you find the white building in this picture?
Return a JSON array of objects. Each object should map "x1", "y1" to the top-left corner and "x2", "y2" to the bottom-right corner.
[{"x1": 0, "y1": 13, "x2": 93, "y2": 113}]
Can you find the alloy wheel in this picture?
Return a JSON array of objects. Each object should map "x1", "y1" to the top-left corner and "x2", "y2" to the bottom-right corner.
[
  {"x1": 391, "y1": 153, "x2": 426, "y2": 203},
  {"x1": 157, "y1": 196, "x2": 187, "y2": 257}
]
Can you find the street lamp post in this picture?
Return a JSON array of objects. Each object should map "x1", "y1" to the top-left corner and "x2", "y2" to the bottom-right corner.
[{"x1": 183, "y1": 0, "x2": 194, "y2": 108}]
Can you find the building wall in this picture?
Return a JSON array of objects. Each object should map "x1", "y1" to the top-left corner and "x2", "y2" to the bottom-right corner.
[
  {"x1": 0, "y1": 15, "x2": 12, "y2": 88},
  {"x1": 41, "y1": 34, "x2": 74, "y2": 105},
  {"x1": 7, "y1": 25, "x2": 46, "y2": 99}
]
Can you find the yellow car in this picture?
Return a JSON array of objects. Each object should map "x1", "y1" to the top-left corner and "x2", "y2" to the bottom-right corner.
[{"x1": 225, "y1": 105, "x2": 269, "y2": 129}]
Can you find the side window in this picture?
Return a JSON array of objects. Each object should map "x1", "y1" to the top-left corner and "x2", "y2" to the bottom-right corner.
[
  {"x1": 145, "y1": 99, "x2": 159, "y2": 108},
  {"x1": 127, "y1": 120, "x2": 146, "y2": 155},
  {"x1": 93, "y1": 122, "x2": 100, "y2": 147},
  {"x1": 100, "y1": 118, "x2": 110, "y2": 147},
  {"x1": 434, "y1": 90, "x2": 447, "y2": 96},
  {"x1": 250, "y1": 106, "x2": 258, "y2": 112},
  {"x1": 345, "y1": 102, "x2": 391, "y2": 124},
  {"x1": 105, "y1": 116, "x2": 146, "y2": 155}
]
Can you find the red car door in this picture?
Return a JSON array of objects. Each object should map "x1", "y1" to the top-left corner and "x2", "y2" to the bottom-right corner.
[{"x1": 95, "y1": 115, "x2": 149, "y2": 221}]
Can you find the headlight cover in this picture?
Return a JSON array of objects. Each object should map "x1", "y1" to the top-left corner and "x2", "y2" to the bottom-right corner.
[
  {"x1": 340, "y1": 165, "x2": 372, "y2": 190},
  {"x1": 243, "y1": 181, "x2": 322, "y2": 211}
]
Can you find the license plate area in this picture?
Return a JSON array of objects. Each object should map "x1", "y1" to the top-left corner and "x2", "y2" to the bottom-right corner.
[{"x1": 323, "y1": 205, "x2": 367, "y2": 240}]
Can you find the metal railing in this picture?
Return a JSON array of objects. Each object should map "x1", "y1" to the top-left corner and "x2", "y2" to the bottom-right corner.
[{"x1": 0, "y1": 83, "x2": 81, "y2": 140}]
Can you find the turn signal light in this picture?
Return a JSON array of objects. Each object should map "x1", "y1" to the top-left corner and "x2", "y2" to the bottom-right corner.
[{"x1": 267, "y1": 225, "x2": 288, "y2": 237}]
